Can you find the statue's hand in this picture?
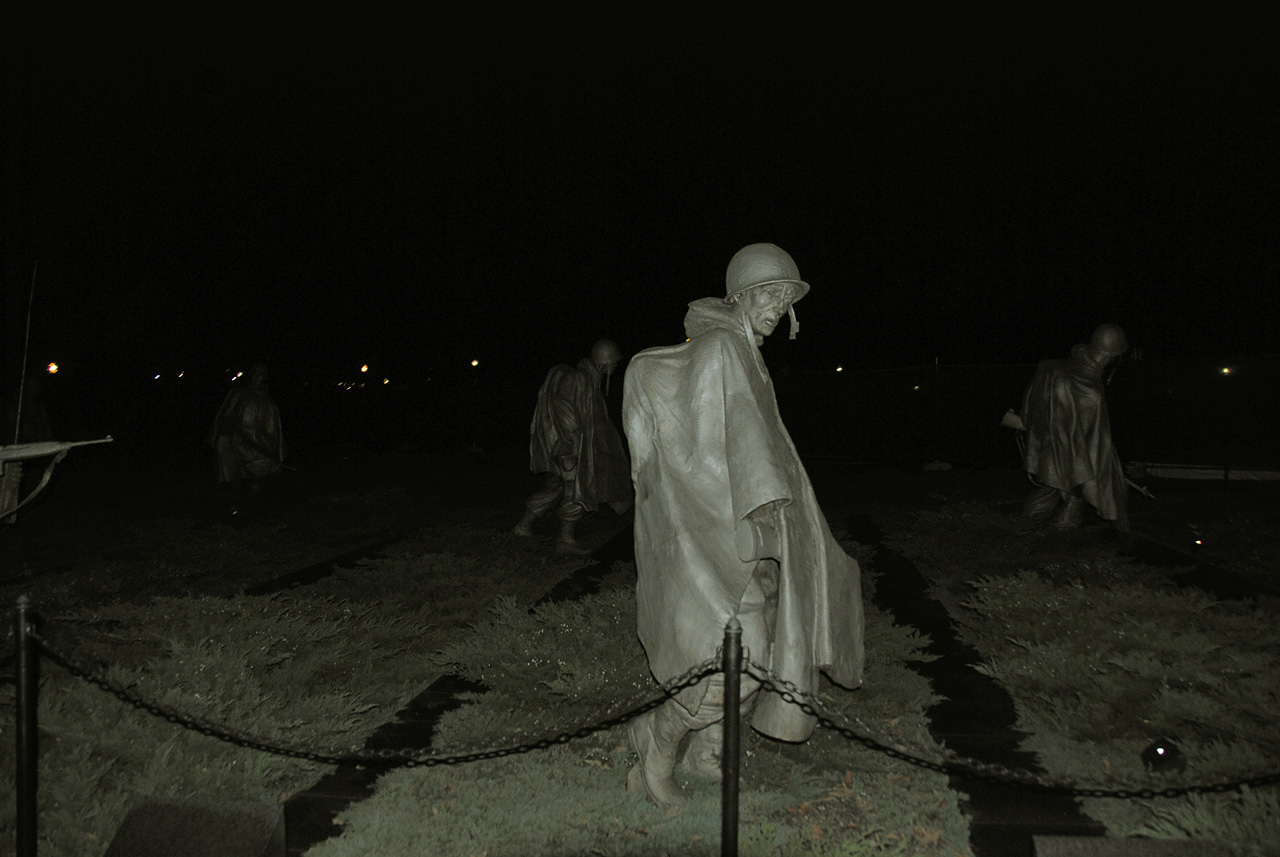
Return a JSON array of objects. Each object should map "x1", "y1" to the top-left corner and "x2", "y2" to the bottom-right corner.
[
  {"x1": 747, "y1": 500, "x2": 783, "y2": 528},
  {"x1": 737, "y1": 502, "x2": 782, "y2": 563}
]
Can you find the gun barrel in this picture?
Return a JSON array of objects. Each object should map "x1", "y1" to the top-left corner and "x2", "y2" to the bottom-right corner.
[{"x1": 0, "y1": 436, "x2": 114, "y2": 463}]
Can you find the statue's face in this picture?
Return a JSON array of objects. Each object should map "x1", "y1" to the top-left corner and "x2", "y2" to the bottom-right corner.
[{"x1": 741, "y1": 283, "x2": 798, "y2": 339}]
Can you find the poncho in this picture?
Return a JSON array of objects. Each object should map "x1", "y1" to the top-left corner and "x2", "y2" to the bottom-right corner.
[
  {"x1": 207, "y1": 384, "x2": 285, "y2": 483},
  {"x1": 528, "y1": 358, "x2": 631, "y2": 512},
  {"x1": 1021, "y1": 344, "x2": 1126, "y2": 521},
  {"x1": 623, "y1": 298, "x2": 864, "y2": 742}
]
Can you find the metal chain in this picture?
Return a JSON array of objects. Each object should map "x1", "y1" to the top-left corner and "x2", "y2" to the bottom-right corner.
[
  {"x1": 31, "y1": 629, "x2": 716, "y2": 767},
  {"x1": 744, "y1": 657, "x2": 1280, "y2": 799},
  {"x1": 26, "y1": 626, "x2": 1280, "y2": 799}
]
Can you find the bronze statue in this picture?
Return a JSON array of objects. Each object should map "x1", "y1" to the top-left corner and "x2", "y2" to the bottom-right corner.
[
  {"x1": 621, "y1": 243, "x2": 865, "y2": 804},
  {"x1": 513, "y1": 339, "x2": 632, "y2": 555},
  {"x1": 207, "y1": 362, "x2": 285, "y2": 494},
  {"x1": 1019, "y1": 324, "x2": 1130, "y2": 534}
]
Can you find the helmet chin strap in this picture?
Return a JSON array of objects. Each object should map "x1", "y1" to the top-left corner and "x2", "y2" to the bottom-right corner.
[{"x1": 788, "y1": 305, "x2": 799, "y2": 340}]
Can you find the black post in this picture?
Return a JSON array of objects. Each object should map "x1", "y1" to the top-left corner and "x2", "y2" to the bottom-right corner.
[
  {"x1": 1221, "y1": 368, "x2": 1232, "y2": 489},
  {"x1": 720, "y1": 617, "x2": 742, "y2": 857},
  {"x1": 15, "y1": 595, "x2": 38, "y2": 857}
]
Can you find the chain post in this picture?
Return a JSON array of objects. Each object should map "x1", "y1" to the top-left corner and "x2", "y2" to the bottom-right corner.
[
  {"x1": 15, "y1": 596, "x2": 39, "y2": 857},
  {"x1": 721, "y1": 617, "x2": 742, "y2": 857}
]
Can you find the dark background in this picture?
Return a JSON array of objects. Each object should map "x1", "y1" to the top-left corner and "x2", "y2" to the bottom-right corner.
[{"x1": 3, "y1": 9, "x2": 1277, "y2": 465}]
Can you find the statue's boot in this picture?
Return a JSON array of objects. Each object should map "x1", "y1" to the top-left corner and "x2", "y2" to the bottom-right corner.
[
  {"x1": 627, "y1": 703, "x2": 690, "y2": 804},
  {"x1": 680, "y1": 691, "x2": 759, "y2": 782},
  {"x1": 681, "y1": 722, "x2": 723, "y2": 781},
  {"x1": 1051, "y1": 495, "x2": 1084, "y2": 530},
  {"x1": 555, "y1": 519, "x2": 591, "y2": 555},
  {"x1": 512, "y1": 510, "x2": 536, "y2": 537}
]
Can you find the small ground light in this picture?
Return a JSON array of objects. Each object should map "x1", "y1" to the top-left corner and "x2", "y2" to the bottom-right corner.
[
  {"x1": 836, "y1": 366, "x2": 843, "y2": 372},
  {"x1": 1140, "y1": 738, "x2": 1187, "y2": 773},
  {"x1": 913, "y1": 385, "x2": 920, "y2": 391},
  {"x1": 383, "y1": 378, "x2": 390, "y2": 384},
  {"x1": 361, "y1": 365, "x2": 368, "y2": 373},
  {"x1": 471, "y1": 359, "x2": 479, "y2": 367},
  {"x1": 46, "y1": 362, "x2": 58, "y2": 374},
  {"x1": 154, "y1": 374, "x2": 160, "y2": 380}
]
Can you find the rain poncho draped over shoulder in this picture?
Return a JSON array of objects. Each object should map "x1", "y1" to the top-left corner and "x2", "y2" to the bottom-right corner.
[
  {"x1": 529, "y1": 358, "x2": 631, "y2": 512},
  {"x1": 1021, "y1": 344, "x2": 1126, "y2": 521},
  {"x1": 207, "y1": 383, "x2": 285, "y2": 483},
  {"x1": 623, "y1": 298, "x2": 864, "y2": 742}
]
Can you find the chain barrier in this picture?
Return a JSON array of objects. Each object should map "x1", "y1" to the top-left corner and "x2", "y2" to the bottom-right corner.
[
  {"x1": 744, "y1": 657, "x2": 1280, "y2": 800},
  {"x1": 21, "y1": 624, "x2": 1280, "y2": 801},
  {"x1": 31, "y1": 628, "x2": 716, "y2": 767}
]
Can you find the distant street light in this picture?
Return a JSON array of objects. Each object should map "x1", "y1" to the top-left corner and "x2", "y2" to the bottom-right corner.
[
  {"x1": 46, "y1": 363, "x2": 58, "y2": 374},
  {"x1": 471, "y1": 359, "x2": 479, "y2": 367}
]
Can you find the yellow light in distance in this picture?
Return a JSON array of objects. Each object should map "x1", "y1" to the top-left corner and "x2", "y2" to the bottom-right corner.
[
  {"x1": 1221, "y1": 367, "x2": 1231, "y2": 374},
  {"x1": 471, "y1": 359, "x2": 479, "y2": 367},
  {"x1": 361, "y1": 365, "x2": 369, "y2": 373},
  {"x1": 46, "y1": 363, "x2": 58, "y2": 374},
  {"x1": 836, "y1": 366, "x2": 843, "y2": 372}
]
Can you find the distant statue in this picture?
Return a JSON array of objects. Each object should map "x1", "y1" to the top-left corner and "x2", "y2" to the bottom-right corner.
[
  {"x1": 207, "y1": 362, "x2": 285, "y2": 494},
  {"x1": 513, "y1": 339, "x2": 632, "y2": 554},
  {"x1": 1018, "y1": 323, "x2": 1130, "y2": 534},
  {"x1": 621, "y1": 243, "x2": 865, "y2": 804}
]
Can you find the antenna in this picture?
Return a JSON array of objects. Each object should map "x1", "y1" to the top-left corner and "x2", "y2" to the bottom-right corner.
[{"x1": 13, "y1": 261, "x2": 37, "y2": 444}]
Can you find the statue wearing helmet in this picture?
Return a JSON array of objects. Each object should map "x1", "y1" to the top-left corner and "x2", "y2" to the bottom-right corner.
[
  {"x1": 207, "y1": 361, "x2": 286, "y2": 499},
  {"x1": 1018, "y1": 324, "x2": 1131, "y2": 536},
  {"x1": 513, "y1": 339, "x2": 632, "y2": 554},
  {"x1": 621, "y1": 244, "x2": 865, "y2": 804}
]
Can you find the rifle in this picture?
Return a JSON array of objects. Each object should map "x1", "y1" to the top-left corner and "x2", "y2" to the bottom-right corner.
[
  {"x1": 1000, "y1": 409, "x2": 1153, "y2": 499},
  {"x1": 1, "y1": 436, "x2": 114, "y2": 520}
]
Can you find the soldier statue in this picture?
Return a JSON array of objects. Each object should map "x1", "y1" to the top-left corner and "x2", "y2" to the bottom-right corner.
[
  {"x1": 513, "y1": 339, "x2": 632, "y2": 555},
  {"x1": 207, "y1": 362, "x2": 286, "y2": 495},
  {"x1": 1019, "y1": 323, "x2": 1131, "y2": 536},
  {"x1": 621, "y1": 243, "x2": 865, "y2": 803}
]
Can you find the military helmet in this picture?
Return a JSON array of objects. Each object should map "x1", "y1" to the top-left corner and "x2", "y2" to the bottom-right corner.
[
  {"x1": 1089, "y1": 323, "x2": 1129, "y2": 357},
  {"x1": 724, "y1": 243, "x2": 810, "y2": 303},
  {"x1": 590, "y1": 339, "x2": 621, "y2": 366}
]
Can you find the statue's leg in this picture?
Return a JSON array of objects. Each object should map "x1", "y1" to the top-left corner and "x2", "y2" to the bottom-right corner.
[
  {"x1": 514, "y1": 472, "x2": 560, "y2": 536},
  {"x1": 627, "y1": 699, "x2": 692, "y2": 804},
  {"x1": 554, "y1": 488, "x2": 589, "y2": 554},
  {"x1": 1023, "y1": 485, "x2": 1061, "y2": 520},
  {"x1": 681, "y1": 562, "x2": 774, "y2": 780},
  {"x1": 1051, "y1": 492, "x2": 1085, "y2": 529},
  {"x1": 679, "y1": 677, "x2": 761, "y2": 782}
]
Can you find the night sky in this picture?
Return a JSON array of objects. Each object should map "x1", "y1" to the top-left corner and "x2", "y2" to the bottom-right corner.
[{"x1": 4, "y1": 9, "x2": 1278, "y2": 400}]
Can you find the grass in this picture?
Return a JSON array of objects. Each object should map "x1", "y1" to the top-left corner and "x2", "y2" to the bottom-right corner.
[
  {"x1": 306, "y1": 570, "x2": 973, "y2": 856},
  {"x1": 883, "y1": 502, "x2": 1280, "y2": 856},
  {"x1": 0, "y1": 543, "x2": 587, "y2": 857},
  {"x1": 6, "y1": 469, "x2": 1276, "y2": 855}
]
